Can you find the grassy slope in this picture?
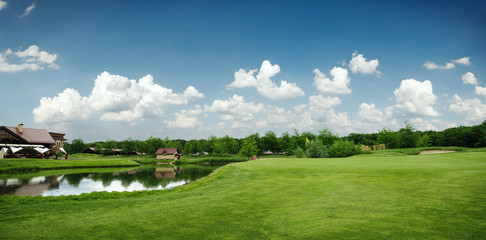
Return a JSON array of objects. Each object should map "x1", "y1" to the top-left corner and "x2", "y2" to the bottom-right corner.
[{"x1": 1, "y1": 151, "x2": 485, "y2": 239}]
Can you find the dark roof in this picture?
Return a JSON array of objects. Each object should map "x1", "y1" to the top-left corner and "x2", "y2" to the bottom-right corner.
[
  {"x1": 2, "y1": 126, "x2": 55, "y2": 145},
  {"x1": 49, "y1": 132, "x2": 67, "y2": 141},
  {"x1": 155, "y1": 148, "x2": 178, "y2": 155}
]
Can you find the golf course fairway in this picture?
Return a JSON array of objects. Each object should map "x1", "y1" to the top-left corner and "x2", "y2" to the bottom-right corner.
[{"x1": 1, "y1": 150, "x2": 485, "y2": 239}]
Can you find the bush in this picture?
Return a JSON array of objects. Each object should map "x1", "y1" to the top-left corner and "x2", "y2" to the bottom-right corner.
[
  {"x1": 328, "y1": 139, "x2": 361, "y2": 158},
  {"x1": 305, "y1": 139, "x2": 328, "y2": 158},
  {"x1": 294, "y1": 147, "x2": 305, "y2": 158}
]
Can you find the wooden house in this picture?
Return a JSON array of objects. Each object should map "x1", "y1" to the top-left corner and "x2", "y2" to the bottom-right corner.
[
  {"x1": 155, "y1": 148, "x2": 181, "y2": 160},
  {"x1": 0, "y1": 124, "x2": 67, "y2": 158}
]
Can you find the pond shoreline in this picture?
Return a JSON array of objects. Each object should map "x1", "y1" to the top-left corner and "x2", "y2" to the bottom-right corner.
[{"x1": 0, "y1": 164, "x2": 141, "y2": 174}]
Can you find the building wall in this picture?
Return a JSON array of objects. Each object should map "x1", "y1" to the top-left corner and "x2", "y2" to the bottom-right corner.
[{"x1": 156, "y1": 154, "x2": 176, "y2": 160}]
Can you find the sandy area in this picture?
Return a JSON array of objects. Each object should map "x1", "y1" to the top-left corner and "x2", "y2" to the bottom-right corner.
[{"x1": 419, "y1": 150, "x2": 455, "y2": 155}]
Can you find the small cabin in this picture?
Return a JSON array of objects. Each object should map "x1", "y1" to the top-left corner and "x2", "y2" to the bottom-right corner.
[{"x1": 155, "y1": 148, "x2": 181, "y2": 160}]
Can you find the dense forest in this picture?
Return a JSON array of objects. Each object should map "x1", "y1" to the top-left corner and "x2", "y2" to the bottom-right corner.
[{"x1": 65, "y1": 121, "x2": 486, "y2": 156}]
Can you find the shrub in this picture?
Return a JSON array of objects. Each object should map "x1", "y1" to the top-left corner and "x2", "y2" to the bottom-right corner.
[
  {"x1": 328, "y1": 139, "x2": 361, "y2": 158},
  {"x1": 294, "y1": 147, "x2": 305, "y2": 158},
  {"x1": 305, "y1": 139, "x2": 328, "y2": 158}
]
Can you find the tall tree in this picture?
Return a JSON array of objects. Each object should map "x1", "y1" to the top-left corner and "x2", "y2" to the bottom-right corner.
[
  {"x1": 398, "y1": 121, "x2": 418, "y2": 148},
  {"x1": 240, "y1": 136, "x2": 259, "y2": 159}
]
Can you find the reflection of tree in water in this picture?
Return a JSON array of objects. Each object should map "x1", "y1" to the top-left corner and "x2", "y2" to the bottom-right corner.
[
  {"x1": 1, "y1": 165, "x2": 221, "y2": 195},
  {"x1": 85, "y1": 165, "x2": 219, "y2": 188},
  {"x1": 65, "y1": 174, "x2": 86, "y2": 187}
]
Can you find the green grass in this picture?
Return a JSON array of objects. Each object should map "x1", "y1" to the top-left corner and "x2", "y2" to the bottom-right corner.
[
  {"x1": 0, "y1": 155, "x2": 140, "y2": 172},
  {"x1": 1, "y1": 150, "x2": 485, "y2": 239}
]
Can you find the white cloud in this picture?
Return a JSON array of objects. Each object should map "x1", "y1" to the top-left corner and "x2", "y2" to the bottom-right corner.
[
  {"x1": 165, "y1": 105, "x2": 207, "y2": 128},
  {"x1": 449, "y1": 95, "x2": 486, "y2": 125},
  {"x1": 313, "y1": 67, "x2": 351, "y2": 96},
  {"x1": 409, "y1": 118, "x2": 456, "y2": 131},
  {"x1": 452, "y1": 57, "x2": 470, "y2": 66},
  {"x1": 204, "y1": 95, "x2": 264, "y2": 122},
  {"x1": 423, "y1": 61, "x2": 455, "y2": 70},
  {"x1": 20, "y1": 3, "x2": 35, "y2": 17},
  {"x1": 307, "y1": 95, "x2": 351, "y2": 126},
  {"x1": 475, "y1": 86, "x2": 486, "y2": 97},
  {"x1": 348, "y1": 51, "x2": 381, "y2": 76},
  {"x1": 462, "y1": 72, "x2": 478, "y2": 85},
  {"x1": 34, "y1": 72, "x2": 203, "y2": 124},
  {"x1": 0, "y1": 45, "x2": 59, "y2": 72},
  {"x1": 357, "y1": 103, "x2": 384, "y2": 123},
  {"x1": 0, "y1": 1, "x2": 7, "y2": 11},
  {"x1": 33, "y1": 88, "x2": 90, "y2": 123},
  {"x1": 386, "y1": 79, "x2": 439, "y2": 117},
  {"x1": 226, "y1": 60, "x2": 305, "y2": 100}
]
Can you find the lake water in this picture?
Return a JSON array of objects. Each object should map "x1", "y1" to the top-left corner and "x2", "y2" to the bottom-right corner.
[{"x1": 0, "y1": 165, "x2": 219, "y2": 196}]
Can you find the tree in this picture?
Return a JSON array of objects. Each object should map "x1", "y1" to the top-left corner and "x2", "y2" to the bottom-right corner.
[
  {"x1": 94, "y1": 142, "x2": 104, "y2": 155},
  {"x1": 328, "y1": 139, "x2": 361, "y2": 158},
  {"x1": 222, "y1": 135, "x2": 239, "y2": 154},
  {"x1": 261, "y1": 131, "x2": 279, "y2": 153},
  {"x1": 417, "y1": 133, "x2": 432, "y2": 147},
  {"x1": 317, "y1": 128, "x2": 339, "y2": 146},
  {"x1": 144, "y1": 137, "x2": 165, "y2": 155},
  {"x1": 102, "y1": 139, "x2": 117, "y2": 155},
  {"x1": 398, "y1": 121, "x2": 418, "y2": 148},
  {"x1": 279, "y1": 131, "x2": 292, "y2": 155},
  {"x1": 67, "y1": 138, "x2": 86, "y2": 154},
  {"x1": 377, "y1": 128, "x2": 400, "y2": 149},
  {"x1": 120, "y1": 138, "x2": 136, "y2": 155},
  {"x1": 240, "y1": 136, "x2": 259, "y2": 159},
  {"x1": 305, "y1": 139, "x2": 327, "y2": 158}
]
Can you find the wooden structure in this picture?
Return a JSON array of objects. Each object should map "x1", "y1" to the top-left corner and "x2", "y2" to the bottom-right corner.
[
  {"x1": 155, "y1": 148, "x2": 181, "y2": 160},
  {"x1": 0, "y1": 124, "x2": 67, "y2": 158}
]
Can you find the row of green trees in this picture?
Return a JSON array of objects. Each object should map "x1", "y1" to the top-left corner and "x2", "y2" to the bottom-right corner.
[{"x1": 64, "y1": 121, "x2": 486, "y2": 156}]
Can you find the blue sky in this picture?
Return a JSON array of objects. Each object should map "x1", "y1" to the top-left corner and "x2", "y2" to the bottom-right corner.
[{"x1": 1, "y1": 0, "x2": 485, "y2": 142}]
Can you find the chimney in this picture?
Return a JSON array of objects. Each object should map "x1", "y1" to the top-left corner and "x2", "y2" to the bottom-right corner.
[{"x1": 17, "y1": 123, "x2": 23, "y2": 134}]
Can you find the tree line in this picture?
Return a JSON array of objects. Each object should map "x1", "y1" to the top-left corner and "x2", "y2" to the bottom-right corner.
[{"x1": 65, "y1": 121, "x2": 486, "y2": 157}]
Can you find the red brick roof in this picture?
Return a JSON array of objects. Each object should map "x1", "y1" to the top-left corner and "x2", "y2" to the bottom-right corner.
[
  {"x1": 155, "y1": 148, "x2": 178, "y2": 155},
  {"x1": 2, "y1": 126, "x2": 56, "y2": 145}
]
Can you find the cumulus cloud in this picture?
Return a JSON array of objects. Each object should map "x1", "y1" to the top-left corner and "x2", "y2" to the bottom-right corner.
[
  {"x1": 0, "y1": 45, "x2": 59, "y2": 72},
  {"x1": 409, "y1": 118, "x2": 456, "y2": 131},
  {"x1": 33, "y1": 88, "x2": 90, "y2": 123},
  {"x1": 462, "y1": 72, "x2": 478, "y2": 85},
  {"x1": 348, "y1": 51, "x2": 381, "y2": 76},
  {"x1": 386, "y1": 79, "x2": 439, "y2": 117},
  {"x1": 34, "y1": 72, "x2": 204, "y2": 123},
  {"x1": 226, "y1": 60, "x2": 305, "y2": 100},
  {"x1": 424, "y1": 57, "x2": 471, "y2": 70},
  {"x1": 20, "y1": 3, "x2": 35, "y2": 17},
  {"x1": 476, "y1": 86, "x2": 486, "y2": 97},
  {"x1": 307, "y1": 95, "x2": 351, "y2": 126},
  {"x1": 0, "y1": 1, "x2": 7, "y2": 11},
  {"x1": 205, "y1": 95, "x2": 264, "y2": 122},
  {"x1": 452, "y1": 57, "x2": 470, "y2": 66},
  {"x1": 165, "y1": 105, "x2": 207, "y2": 128},
  {"x1": 358, "y1": 103, "x2": 384, "y2": 123},
  {"x1": 449, "y1": 95, "x2": 486, "y2": 124},
  {"x1": 313, "y1": 67, "x2": 351, "y2": 96},
  {"x1": 423, "y1": 61, "x2": 455, "y2": 70}
]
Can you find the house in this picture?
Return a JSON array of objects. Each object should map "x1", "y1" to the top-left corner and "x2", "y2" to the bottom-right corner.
[
  {"x1": 0, "y1": 124, "x2": 67, "y2": 158},
  {"x1": 155, "y1": 148, "x2": 181, "y2": 160}
]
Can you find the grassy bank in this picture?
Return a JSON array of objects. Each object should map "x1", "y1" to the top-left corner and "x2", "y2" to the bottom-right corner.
[
  {"x1": 1, "y1": 150, "x2": 485, "y2": 239},
  {"x1": 0, "y1": 155, "x2": 140, "y2": 172}
]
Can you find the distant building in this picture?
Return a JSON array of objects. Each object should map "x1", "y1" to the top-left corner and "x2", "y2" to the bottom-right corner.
[{"x1": 155, "y1": 148, "x2": 181, "y2": 160}]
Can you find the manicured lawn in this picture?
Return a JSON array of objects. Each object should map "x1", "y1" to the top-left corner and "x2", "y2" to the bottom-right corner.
[
  {"x1": 1, "y1": 150, "x2": 485, "y2": 239},
  {"x1": 0, "y1": 155, "x2": 140, "y2": 172}
]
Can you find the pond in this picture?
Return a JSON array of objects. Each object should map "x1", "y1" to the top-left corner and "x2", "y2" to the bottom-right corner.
[{"x1": 0, "y1": 164, "x2": 219, "y2": 196}]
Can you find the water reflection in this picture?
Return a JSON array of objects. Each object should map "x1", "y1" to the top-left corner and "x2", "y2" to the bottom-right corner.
[{"x1": 0, "y1": 165, "x2": 218, "y2": 196}]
